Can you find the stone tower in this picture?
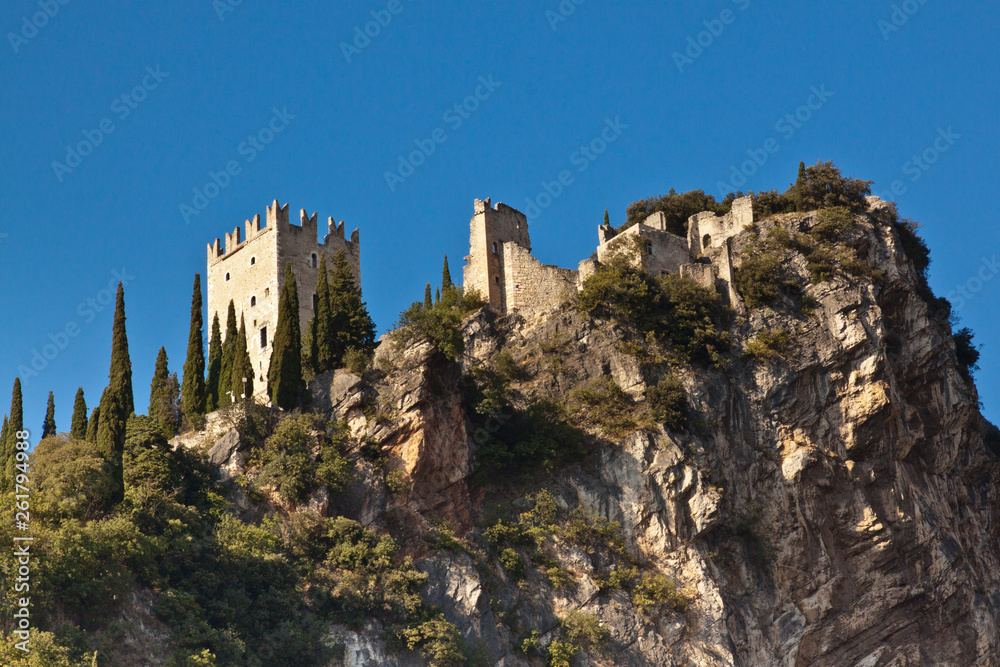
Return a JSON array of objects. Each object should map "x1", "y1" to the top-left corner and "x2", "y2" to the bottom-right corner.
[
  {"x1": 462, "y1": 198, "x2": 532, "y2": 313},
  {"x1": 206, "y1": 200, "x2": 360, "y2": 396}
]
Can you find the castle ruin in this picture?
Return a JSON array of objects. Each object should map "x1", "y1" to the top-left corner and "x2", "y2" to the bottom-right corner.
[
  {"x1": 206, "y1": 200, "x2": 360, "y2": 396},
  {"x1": 462, "y1": 196, "x2": 752, "y2": 319}
]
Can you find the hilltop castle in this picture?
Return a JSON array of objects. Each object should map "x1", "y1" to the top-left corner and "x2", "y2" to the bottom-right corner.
[
  {"x1": 462, "y1": 196, "x2": 752, "y2": 319},
  {"x1": 206, "y1": 200, "x2": 360, "y2": 395}
]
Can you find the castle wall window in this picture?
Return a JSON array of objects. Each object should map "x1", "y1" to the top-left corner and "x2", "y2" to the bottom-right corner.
[
  {"x1": 492, "y1": 242, "x2": 498, "y2": 255},
  {"x1": 250, "y1": 296, "x2": 257, "y2": 307},
  {"x1": 264, "y1": 288, "x2": 270, "y2": 297},
  {"x1": 260, "y1": 327, "x2": 268, "y2": 349},
  {"x1": 703, "y1": 234, "x2": 712, "y2": 249},
  {"x1": 225, "y1": 272, "x2": 230, "y2": 281},
  {"x1": 310, "y1": 253, "x2": 318, "y2": 268},
  {"x1": 646, "y1": 242, "x2": 654, "y2": 255},
  {"x1": 250, "y1": 256, "x2": 256, "y2": 266}
]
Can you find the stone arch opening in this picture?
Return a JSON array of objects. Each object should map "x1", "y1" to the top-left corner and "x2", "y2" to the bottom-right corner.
[{"x1": 702, "y1": 234, "x2": 712, "y2": 249}]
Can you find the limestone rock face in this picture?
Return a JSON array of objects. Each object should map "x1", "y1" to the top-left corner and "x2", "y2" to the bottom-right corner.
[{"x1": 340, "y1": 207, "x2": 1000, "y2": 666}]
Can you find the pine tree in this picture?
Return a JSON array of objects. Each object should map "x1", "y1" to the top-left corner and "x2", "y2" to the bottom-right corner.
[
  {"x1": 71, "y1": 387, "x2": 88, "y2": 439},
  {"x1": 181, "y1": 274, "x2": 207, "y2": 423},
  {"x1": 424, "y1": 283, "x2": 433, "y2": 309},
  {"x1": 150, "y1": 347, "x2": 181, "y2": 435},
  {"x1": 41, "y1": 391, "x2": 56, "y2": 438},
  {"x1": 2, "y1": 379, "x2": 23, "y2": 493},
  {"x1": 604, "y1": 208, "x2": 610, "y2": 227},
  {"x1": 268, "y1": 263, "x2": 303, "y2": 410},
  {"x1": 329, "y1": 249, "x2": 377, "y2": 364},
  {"x1": 441, "y1": 255, "x2": 454, "y2": 291},
  {"x1": 206, "y1": 313, "x2": 223, "y2": 411},
  {"x1": 219, "y1": 300, "x2": 238, "y2": 404},
  {"x1": 232, "y1": 315, "x2": 255, "y2": 401},
  {"x1": 314, "y1": 253, "x2": 335, "y2": 373},
  {"x1": 96, "y1": 282, "x2": 134, "y2": 480},
  {"x1": 86, "y1": 405, "x2": 100, "y2": 443}
]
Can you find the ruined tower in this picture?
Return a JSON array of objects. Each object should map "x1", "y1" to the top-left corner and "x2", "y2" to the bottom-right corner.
[
  {"x1": 462, "y1": 198, "x2": 532, "y2": 313},
  {"x1": 206, "y1": 200, "x2": 360, "y2": 396}
]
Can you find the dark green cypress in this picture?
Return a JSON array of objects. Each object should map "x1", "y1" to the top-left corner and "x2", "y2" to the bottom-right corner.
[
  {"x1": 150, "y1": 347, "x2": 181, "y2": 435},
  {"x1": 0, "y1": 417, "x2": 7, "y2": 472},
  {"x1": 181, "y1": 274, "x2": 207, "y2": 421},
  {"x1": 441, "y1": 255, "x2": 454, "y2": 291},
  {"x1": 314, "y1": 253, "x2": 335, "y2": 373},
  {"x1": 206, "y1": 313, "x2": 223, "y2": 411},
  {"x1": 268, "y1": 263, "x2": 303, "y2": 410},
  {"x1": 219, "y1": 300, "x2": 238, "y2": 404},
  {"x1": 435, "y1": 287, "x2": 440, "y2": 304},
  {"x1": 2, "y1": 379, "x2": 23, "y2": 493},
  {"x1": 71, "y1": 387, "x2": 88, "y2": 439},
  {"x1": 86, "y1": 404, "x2": 100, "y2": 443},
  {"x1": 41, "y1": 391, "x2": 56, "y2": 439},
  {"x1": 424, "y1": 283, "x2": 433, "y2": 309},
  {"x1": 604, "y1": 209, "x2": 610, "y2": 227},
  {"x1": 329, "y1": 249, "x2": 376, "y2": 364},
  {"x1": 96, "y1": 282, "x2": 134, "y2": 476},
  {"x1": 232, "y1": 315, "x2": 254, "y2": 401}
]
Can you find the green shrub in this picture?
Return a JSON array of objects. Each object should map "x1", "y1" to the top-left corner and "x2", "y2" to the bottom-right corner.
[
  {"x1": 255, "y1": 415, "x2": 351, "y2": 505},
  {"x1": 392, "y1": 287, "x2": 484, "y2": 361},
  {"x1": 645, "y1": 375, "x2": 689, "y2": 431},
  {"x1": 493, "y1": 348, "x2": 520, "y2": 380},
  {"x1": 343, "y1": 347, "x2": 370, "y2": 375},
  {"x1": 752, "y1": 190, "x2": 797, "y2": 220},
  {"x1": 568, "y1": 377, "x2": 637, "y2": 438},
  {"x1": 733, "y1": 246, "x2": 786, "y2": 309},
  {"x1": 31, "y1": 436, "x2": 115, "y2": 521},
  {"x1": 622, "y1": 189, "x2": 728, "y2": 234},
  {"x1": 561, "y1": 611, "x2": 609, "y2": 652},
  {"x1": 788, "y1": 161, "x2": 872, "y2": 213},
  {"x1": 743, "y1": 328, "x2": 793, "y2": 362},
  {"x1": 953, "y1": 327, "x2": 981, "y2": 378},
  {"x1": 395, "y1": 614, "x2": 465, "y2": 667},
  {"x1": 805, "y1": 245, "x2": 837, "y2": 283},
  {"x1": 631, "y1": 572, "x2": 689, "y2": 613},
  {"x1": 544, "y1": 640, "x2": 579, "y2": 667},
  {"x1": 810, "y1": 206, "x2": 853, "y2": 242}
]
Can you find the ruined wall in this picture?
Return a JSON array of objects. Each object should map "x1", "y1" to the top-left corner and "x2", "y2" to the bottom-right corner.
[
  {"x1": 502, "y1": 243, "x2": 578, "y2": 319},
  {"x1": 462, "y1": 198, "x2": 531, "y2": 312},
  {"x1": 597, "y1": 216, "x2": 690, "y2": 276},
  {"x1": 687, "y1": 195, "x2": 753, "y2": 256}
]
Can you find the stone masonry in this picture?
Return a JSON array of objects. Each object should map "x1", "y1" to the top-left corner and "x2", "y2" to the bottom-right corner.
[
  {"x1": 206, "y1": 200, "x2": 360, "y2": 397},
  {"x1": 462, "y1": 195, "x2": 753, "y2": 319}
]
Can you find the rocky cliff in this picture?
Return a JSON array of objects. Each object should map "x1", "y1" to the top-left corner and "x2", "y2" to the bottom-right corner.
[{"x1": 305, "y1": 200, "x2": 1000, "y2": 666}]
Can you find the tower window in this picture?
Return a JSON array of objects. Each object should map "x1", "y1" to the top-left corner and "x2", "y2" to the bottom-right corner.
[
  {"x1": 264, "y1": 288, "x2": 270, "y2": 297},
  {"x1": 311, "y1": 253, "x2": 318, "y2": 268},
  {"x1": 250, "y1": 296, "x2": 257, "y2": 307},
  {"x1": 225, "y1": 272, "x2": 230, "y2": 281},
  {"x1": 250, "y1": 256, "x2": 256, "y2": 266},
  {"x1": 495, "y1": 276, "x2": 500, "y2": 284},
  {"x1": 260, "y1": 327, "x2": 268, "y2": 348},
  {"x1": 702, "y1": 234, "x2": 712, "y2": 249},
  {"x1": 646, "y1": 242, "x2": 654, "y2": 255},
  {"x1": 492, "y1": 242, "x2": 498, "y2": 255}
]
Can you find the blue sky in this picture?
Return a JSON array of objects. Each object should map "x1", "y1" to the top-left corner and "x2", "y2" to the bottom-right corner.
[{"x1": 1, "y1": 0, "x2": 997, "y2": 437}]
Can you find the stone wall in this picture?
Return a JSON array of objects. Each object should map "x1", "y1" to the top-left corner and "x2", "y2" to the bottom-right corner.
[
  {"x1": 687, "y1": 195, "x2": 753, "y2": 256},
  {"x1": 597, "y1": 215, "x2": 690, "y2": 276},
  {"x1": 502, "y1": 243, "x2": 578, "y2": 319}
]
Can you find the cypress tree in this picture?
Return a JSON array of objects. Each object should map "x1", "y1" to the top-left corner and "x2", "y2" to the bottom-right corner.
[
  {"x1": 2, "y1": 379, "x2": 23, "y2": 493},
  {"x1": 71, "y1": 387, "x2": 88, "y2": 439},
  {"x1": 424, "y1": 283, "x2": 433, "y2": 309},
  {"x1": 268, "y1": 263, "x2": 303, "y2": 410},
  {"x1": 441, "y1": 255, "x2": 454, "y2": 291},
  {"x1": 86, "y1": 404, "x2": 100, "y2": 443},
  {"x1": 181, "y1": 274, "x2": 207, "y2": 422},
  {"x1": 219, "y1": 300, "x2": 238, "y2": 404},
  {"x1": 41, "y1": 391, "x2": 56, "y2": 439},
  {"x1": 329, "y1": 249, "x2": 377, "y2": 364},
  {"x1": 314, "y1": 253, "x2": 335, "y2": 373},
  {"x1": 604, "y1": 209, "x2": 610, "y2": 227},
  {"x1": 0, "y1": 417, "x2": 7, "y2": 475},
  {"x1": 232, "y1": 315, "x2": 255, "y2": 401},
  {"x1": 150, "y1": 347, "x2": 181, "y2": 435},
  {"x1": 435, "y1": 287, "x2": 440, "y2": 304},
  {"x1": 96, "y1": 282, "x2": 134, "y2": 477},
  {"x1": 206, "y1": 313, "x2": 223, "y2": 411}
]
